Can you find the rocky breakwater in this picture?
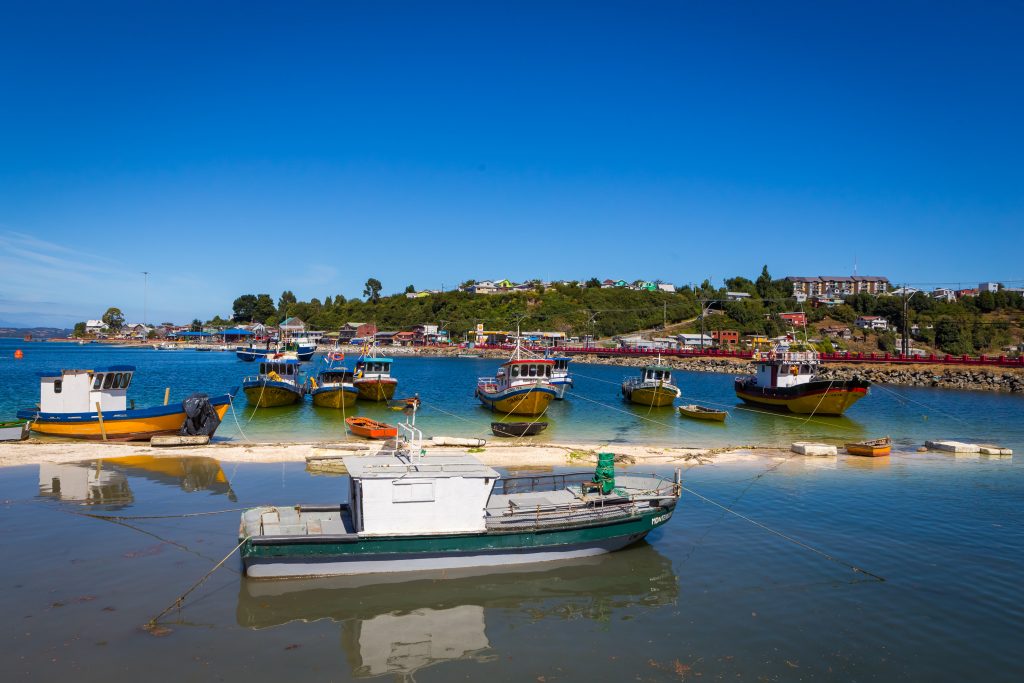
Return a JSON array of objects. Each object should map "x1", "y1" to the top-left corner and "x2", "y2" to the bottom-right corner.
[
  {"x1": 571, "y1": 354, "x2": 750, "y2": 375},
  {"x1": 815, "y1": 363, "x2": 1024, "y2": 393}
]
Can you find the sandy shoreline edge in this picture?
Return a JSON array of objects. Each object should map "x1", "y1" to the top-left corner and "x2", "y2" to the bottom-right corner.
[{"x1": 0, "y1": 440, "x2": 788, "y2": 469}]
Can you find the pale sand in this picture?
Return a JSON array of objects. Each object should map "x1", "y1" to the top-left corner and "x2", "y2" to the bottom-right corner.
[{"x1": 0, "y1": 439, "x2": 787, "y2": 469}]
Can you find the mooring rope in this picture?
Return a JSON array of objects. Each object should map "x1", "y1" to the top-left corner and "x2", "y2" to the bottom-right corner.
[
  {"x1": 678, "y1": 483, "x2": 886, "y2": 582},
  {"x1": 146, "y1": 535, "x2": 251, "y2": 629}
]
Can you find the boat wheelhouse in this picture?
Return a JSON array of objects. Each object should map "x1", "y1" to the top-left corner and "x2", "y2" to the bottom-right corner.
[
  {"x1": 16, "y1": 365, "x2": 233, "y2": 440},
  {"x1": 243, "y1": 360, "x2": 305, "y2": 408},
  {"x1": 239, "y1": 447, "x2": 681, "y2": 578},
  {"x1": 548, "y1": 355, "x2": 574, "y2": 399},
  {"x1": 353, "y1": 351, "x2": 398, "y2": 402},
  {"x1": 309, "y1": 363, "x2": 358, "y2": 409},
  {"x1": 734, "y1": 346, "x2": 869, "y2": 415},
  {"x1": 476, "y1": 358, "x2": 557, "y2": 416},
  {"x1": 621, "y1": 364, "x2": 681, "y2": 407}
]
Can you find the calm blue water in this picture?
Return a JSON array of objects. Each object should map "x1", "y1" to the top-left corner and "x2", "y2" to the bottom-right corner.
[
  {"x1": 1, "y1": 452, "x2": 1021, "y2": 681},
  {"x1": 3, "y1": 339, "x2": 1023, "y2": 451}
]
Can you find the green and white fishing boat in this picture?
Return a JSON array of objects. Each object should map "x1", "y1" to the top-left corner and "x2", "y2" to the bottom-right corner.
[{"x1": 239, "y1": 423, "x2": 681, "y2": 578}]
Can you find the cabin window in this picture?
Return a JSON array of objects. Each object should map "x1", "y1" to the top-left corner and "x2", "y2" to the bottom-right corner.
[
  {"x1": 545, "y1": 365, "x2": 551, "y2": 377},
  {"x1": 103, "y1": 374, "x2": 115, "y2": 389},
  {"x1": 119, "y1": 373, "x2": 131, "y2": 389},
  {"x1": 392, "y1": 481, "x2": 435, "y2": 503},
  {"x1": 54, "y1": 379, "x2": 62, "y2": 394},
  {"x1": 259, "y1": 364, "x2": 266, "y2": 374},
  {"x1": 528, "y1": 365, "x2": 537, "y2": 377},
  {"x1": 93, "y1": 374, "x2": 103, "y2": 389},
  {"x1": 510, "y1": 366, "x2": 520, "y2": 378}
]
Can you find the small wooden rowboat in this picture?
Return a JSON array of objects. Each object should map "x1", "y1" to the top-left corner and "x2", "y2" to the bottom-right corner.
[
  {"x1": 0, "y1": 419, "x2": 30, "y2": 442},
  {"x1": 345, "y1": 417, "x2": 398, "y2": 440},
  {"x1": 491, "y1": 421, "x2": 548, "y2": 437},
  {"x1": 845, "y1": 436, "x2": 892, "y2": 457},
  {"x1": 678, "y1": 404, "x2": 728, "y2": 422}
]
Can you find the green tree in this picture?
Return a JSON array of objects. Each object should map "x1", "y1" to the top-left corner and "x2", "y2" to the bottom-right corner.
[
  {"x1": 585, "y1": 277, "x2": 601, "y2": 288},
  {"x1": 755, "y1": 265, "x2": 773, "y2": 299},
  {"x1": 277, "y1": 290, "x2": 297, "y2": 316},
  {"x1": 102, "y1": 307, "x2": 125, "y2": 332},
  {"x1": 935, "y1": 319, "x2": 973, "y2": 355},
  {"x1": 364, "y1": 278, "x2": 383, "y2": 303},
  {"x1": 190, "y1": 318, "x2": 203, "y2": 332},
  {"x1": 405, "y1": 284, "x2": 416, "y2": 294},
  {"x1": 253, "y1": 294, "x2": 276, "y2": 322},
  {"x1": 72, "y1": 321, "x2": 86, "y2": 337},
  {"x1": 232, "y1": 294, "x2": 258, "y2": 322}
]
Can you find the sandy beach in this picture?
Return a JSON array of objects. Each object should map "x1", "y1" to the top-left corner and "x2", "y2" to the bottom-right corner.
[{"x1": 0, "y1": 438, "x2": 785, "y2": 469}]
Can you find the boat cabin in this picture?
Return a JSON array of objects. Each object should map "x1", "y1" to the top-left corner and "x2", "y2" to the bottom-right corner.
[
  {"x1": 260, "y1": 360, "x2": 301, "y2": 382},
  {"x1": 37, "y1": 365, "x2": 135, "y2": 414},
  {"x1": 498, "y1": 359, "x2": 554, "y2": 385},
  {"x1": 318, "y1": 369, "x2": 354, "y2": 384},
  {"x1": 344, "y1": 454, "x2": 499, "y2": 536},
  {"x1": 640, "y1": 365, "x2": 673, "y2": 385},
  {"x1": 356, "y1": 358, "x2": 394, "y2": 379},
  {"x1": 752, "y1": 349, "x2": 819, "y2": 388},
  {"x1": 550, "y1": 357, "x2": 571, "y2": 375}
]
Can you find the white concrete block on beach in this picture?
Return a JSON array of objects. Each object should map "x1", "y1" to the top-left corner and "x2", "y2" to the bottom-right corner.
[
  {"x1": 791, "y1": 442, "x2": 838, "y2": 456},
  {"x1": 925, "y1": 440, "x2": 981, "y2": 453},
  {"x1": 978, "y1": 445, "x2": 1013, "y2": 455}
]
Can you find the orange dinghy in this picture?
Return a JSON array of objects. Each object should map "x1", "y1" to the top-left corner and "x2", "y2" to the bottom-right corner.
[
  {"x1": 845, "y1": 436, "x2": 892, "y2": 457},
  {"x1": 345, "y1": 416, "x2": 398, "y2": 440}
]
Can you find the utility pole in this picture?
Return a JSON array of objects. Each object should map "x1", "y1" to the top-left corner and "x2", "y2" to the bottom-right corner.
[
  {"x1": 142, "y1": 271, "x2": 149, "y2": 326},
  {"x1": 902, "y1": 285, "x2": 910, "y2": 357},
  {"x1": 663, "y1": 301, "x2": 667, "y2": 330}
]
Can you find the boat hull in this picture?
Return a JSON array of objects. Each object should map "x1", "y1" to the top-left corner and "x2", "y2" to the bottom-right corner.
[
  {"x1": 0, "y1": 421, "x2": 30, "y2": 441},
  {"x1": 16, "y1": 398, "x2": 231, "y2": 441},
  {"x1": 476, "y1": 386, "x2": 556, "y2": 416},
  {"x1": 678, "y1": 406, "x2": 727, "y2": 422},
  {"x1": 354, "y1": 378, "x2": 398, "y2": 402},
  {"x1": 311, "y1": 386, "x2": 358, "y2": 409},
  {"x1": 243, "y1": 381, "x2": 303, "y2": 407},
  {"x1": 241, "y1": 507, "x2": 673, "y2": 578},
  {"x1": 623, "y1": 384, "x2": 679, "y2": 407},
  {"x1": 491, "y1": 421, "x2": 548, "y2": 437},
  {"x1": 551, "y1": 378, "x2": 572, "y2": 400},
  {"x1": 735, "y1": 379, "x2": 869, "y2": 415},
  {"x1": 346, "y1": 418, "x2": 398, "y2": 439},
  {"x1": 236, "y1": 348, "x2": 270, "y2": 362},
  {"x1": 845, "y1": 443, "x2": 892, "y2": 457}
]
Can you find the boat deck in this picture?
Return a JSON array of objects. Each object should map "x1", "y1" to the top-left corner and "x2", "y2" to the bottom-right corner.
[{"x1": 241, "y1": 505, "x2": 357, "y2": 539}]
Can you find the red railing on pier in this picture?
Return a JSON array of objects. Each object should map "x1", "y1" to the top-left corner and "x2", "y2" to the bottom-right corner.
[{"x1": 472, "y1": 344, "x2": 1024, "y2": 368}]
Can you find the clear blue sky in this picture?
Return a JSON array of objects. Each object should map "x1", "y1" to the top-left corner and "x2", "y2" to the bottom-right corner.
[{"x1": 1, "y1": 1, "x2": 1022, "y2": 326}]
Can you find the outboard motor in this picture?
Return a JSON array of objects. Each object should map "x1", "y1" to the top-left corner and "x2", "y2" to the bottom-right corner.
[{"x1": 179, "y1": 393, "x2": 221, "y2": 436}]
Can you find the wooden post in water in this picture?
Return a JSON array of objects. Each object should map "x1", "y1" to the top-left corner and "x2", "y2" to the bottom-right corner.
[
  {"x1": 164, "y1": 387, "x2": 170, "y2": 406},
  {"x1": 95, "y1": 402, "x2": 107, "y2": 441}
]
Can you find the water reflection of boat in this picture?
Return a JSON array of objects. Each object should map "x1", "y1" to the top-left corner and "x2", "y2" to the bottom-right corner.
[
  {"x1": 38, "y1": 455, "x2": 236, "y2": 503},
  {"x1": 236, "y1": 545, "x2": 677, "y2": 677}
]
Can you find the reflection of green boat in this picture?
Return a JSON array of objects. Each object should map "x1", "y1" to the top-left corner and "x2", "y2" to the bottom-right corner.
[{"x1": 237, "y1": 542, "x2": 678, "y2": 628}]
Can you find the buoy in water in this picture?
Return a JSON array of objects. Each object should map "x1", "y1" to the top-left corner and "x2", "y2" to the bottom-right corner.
[{"x1": 14, "y1": 349, "x2": 24, "y2": 359}]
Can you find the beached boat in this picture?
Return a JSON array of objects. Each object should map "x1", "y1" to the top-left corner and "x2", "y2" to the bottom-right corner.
[
  {"x1": 621, "y1": 364, "x2": 681, "y2": 407},
  {"x1": 548, "y1": 355, "x2": 574, "y2": 399},
  {"x1": 0, "y1": 419, "x2": 30, "y2": 441},
  {"x1": 308, "y1": 354, "x2": 358, "y2": 409},
  {"x1": 491, "y1": 421, "x2": 548, "y2": 437},
  {"x1": 345, "y1": 417, "x2": 398, "y2": 439},
  {"x1": 243, "y1": 360, "x2": 305, "y2": 407},
  {"x1": 677, "y1": 404, "x2": 727, "y2": 422},
  {"x1": 16, "y1": 366, "x2": 233, "y2": 441},
  {"x1": 353, "y1": 347, "x2": 398, "y2": 401},
  {"x1": 238, "y1": 448, "x2": 681, "y2": 578},
  {"x1": 845, "y1": 437, "x2": 892, "y2": 457},
  {"x1": 735, "y1": 345, "x2": 869, "y2": 415}
]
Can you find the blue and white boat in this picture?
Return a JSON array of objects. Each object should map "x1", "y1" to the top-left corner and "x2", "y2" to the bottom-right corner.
[{"x1": 548, "y1": 355, "x2": 574, "y2": 400}]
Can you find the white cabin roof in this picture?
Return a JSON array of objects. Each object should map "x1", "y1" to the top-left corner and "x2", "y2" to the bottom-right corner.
[{"x1": 343, "y1": 454, "x2": 499, "y2": 480}]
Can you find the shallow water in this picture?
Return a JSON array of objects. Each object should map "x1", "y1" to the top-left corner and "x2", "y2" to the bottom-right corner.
[
  {"x1": 3, "y1": 339, "x2": 1023, "y2": 449},
  {"x1": 1, "y1": 451, "x2": 1022, "y2": 681}
]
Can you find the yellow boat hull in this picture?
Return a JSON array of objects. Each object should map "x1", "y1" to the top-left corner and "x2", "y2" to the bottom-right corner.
[
  {"x1": 244, "y1": 386, "x2": 302, "y2": 408},
  {"x1": 734, "y1": 382, "x2": 869, "y2": 415},
  {"x1": 28, "y1": 405, "x2": 230, "y2": 441},
  {"x1": 354, "y1": 379, "x2": 398, "y2": 402},
  {"x1": 312, "y1": 388, "x2": 358, "y2": 409},
  {"x1": 478, "y1": 387, "x2": 556, "y2": 416},
  {"x1": 625, "y1": 386, "x2": 678, "y2": 407}
]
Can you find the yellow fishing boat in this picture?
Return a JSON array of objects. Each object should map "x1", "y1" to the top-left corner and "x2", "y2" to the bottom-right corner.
[
  {"x1": 243, "y1": 360, "x2": 304, "y2": 408},
  {"x1": 353, "y1": 345, "x2": 398, "y2": 401},
  {"x1": 735, "y1": 345, "x2": 869, "y2": 415},
  {"x1": 621, "y1": 364, "x2": 681, "y2": 407},
  {"x1": 678, "y1": 404, "x2": 728, "y2": 422},
  {"x1": 17, "y1": 366, "x2": 233, "y2": 441},
  {"x1": 475, "y1": 343, "x2": 556, "y2": 417}
]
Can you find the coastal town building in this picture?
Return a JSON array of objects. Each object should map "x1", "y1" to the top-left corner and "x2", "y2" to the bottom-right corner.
[
  {"x1": 726, "y1": 291, "x2": 752, "y2": 301},
  {"x1": 787, "y1": 275, "x2": 890, "y2": 298},
  {"x1": 932, "y1": 288, "x2": 956, "y2": 302},
  {"x1": 676, "y1": 333, "x2": 713, "y2": 348},
  {"x1": 339, "y1": 322, "x2": 377, "y2": 343},
  {"x1": 778, "y1": 312, "x2": 807, "y2": 327},
  {"x1": 855, "y1": 316, "x2": 889, "y2": 331},
  {"x1": 85, "y1": 320, "x2": 105, "y2": 335},
  {"x1": 979, "y1": 282, "x2": 1000, "y2": 293},
  {"x1": 711, "y1": 330, "x2": 740, "y2": 346},
  {"x1": 820, "y1": 325, "x2": 853, "y2": 340},
  {"x1": 279, "y1": 317, "x2": 306, "y2": 334}
]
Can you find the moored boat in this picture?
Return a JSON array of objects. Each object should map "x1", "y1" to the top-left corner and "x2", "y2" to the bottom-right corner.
[
  {"x1": 845, "y1": 436, "x2": 892, "y2": 457},
  {"x1": 308, "y1": 354, "x2": 358, "y2": 409},
  {"x1": 0, "y1": 419, "x2": 30, "y2": 441},
  {"x1": 476, "y1": 358, "x2": 557, "y2": 416},
  {"x1": 238, "y1": 447, "x2": 681, "y2": 578},
  {"x1": 677, "y1": 404, "x2": 728, "y2": 422},
  {"x1": 16, "y1": 366, "x2": 234, "y2": 441},
  {"x1": 243, "y1": 360, "x2": 305, "y2": 407},
  {"x1": 548, "y1": 355, "x2": 574, "y2": 399},
  {"x1": 735, "y1": 345, "x2": 869, "y2": 415},
  {"x1": 353, "y1": 346, "x2": 398, "y2": 401},
  {"x1": 345, "y1": 417, "x2": 398, "y2": 439},
  {"x1": 621, "y1": 364, "x2": 681, "y2": 407},
  {"x1": 491, "y1": 421, "x2": 548, "y2": 437}
]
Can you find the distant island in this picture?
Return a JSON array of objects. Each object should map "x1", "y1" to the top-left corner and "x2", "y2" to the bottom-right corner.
[{"x1": 0, "y1": 327, "x2": 71, "y2": 339}]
